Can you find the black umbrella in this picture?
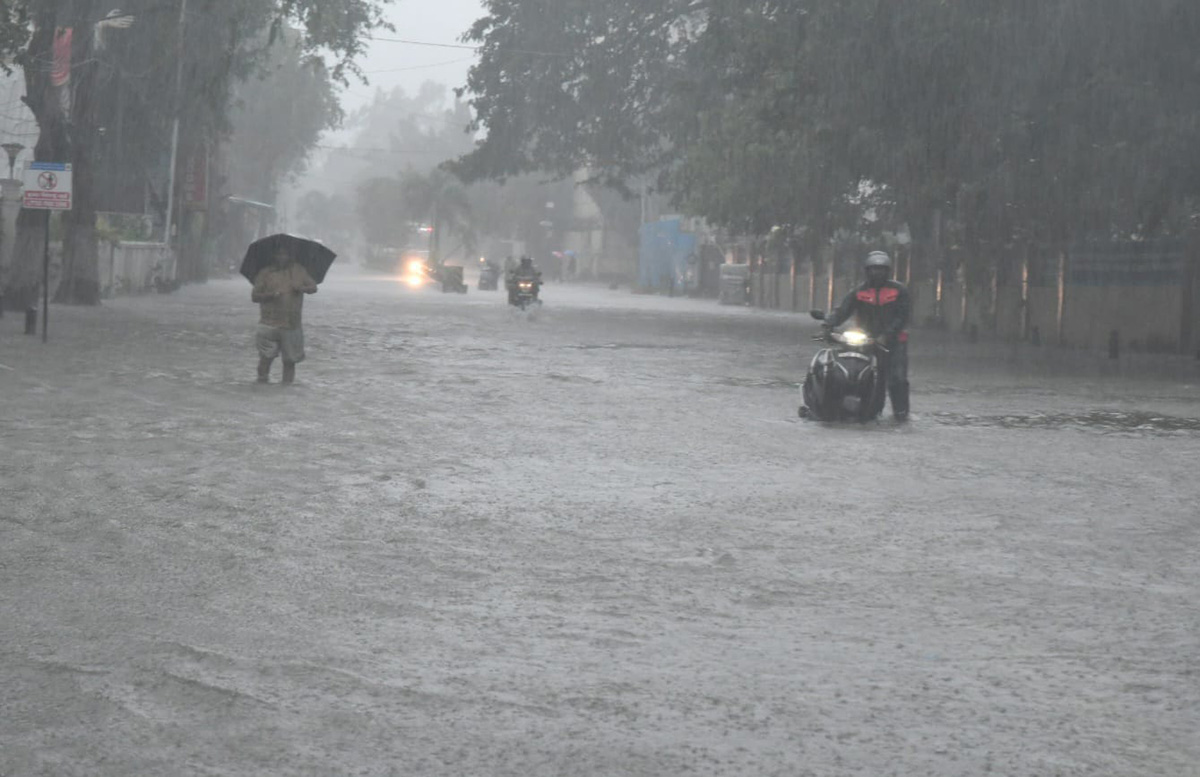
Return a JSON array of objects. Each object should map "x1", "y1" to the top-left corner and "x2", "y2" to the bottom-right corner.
[{"x1": 240, "y1": 233, "x2": 337, "y2": 284}]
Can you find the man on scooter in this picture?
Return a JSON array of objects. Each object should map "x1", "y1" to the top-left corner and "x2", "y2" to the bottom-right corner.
[
  {"x1": 506, "y1": 255, "x2": 542, "y2": 304},
  {"x1": 823, "y1": 251, "x2": 911, "y2": 421}
]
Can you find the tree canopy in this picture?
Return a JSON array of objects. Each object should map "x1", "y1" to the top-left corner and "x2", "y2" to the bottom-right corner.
[
  {"x1": 1, "y1": 0, "x2": 393, "y2": 306},
  {"x1": 454, "y1": 0, "x2": 1200, "y2": 254}
]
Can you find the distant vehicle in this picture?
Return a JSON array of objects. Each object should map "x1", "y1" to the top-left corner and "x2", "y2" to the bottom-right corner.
[
  {"x1": 510, "y1": 276, "x2": 540, "y2": 310},
  {"x1": 440, "y1": 265, "x2": 468, "y2": 294},
  {"x1": 401, "y1": 252, "x2": 432, "y2": 289},
  {"x1": 399, "y1": 252, "x2": 468, "y2": 294},
  {"x1": 478, "y1": 258, "x2": 501, "y2": 291}
]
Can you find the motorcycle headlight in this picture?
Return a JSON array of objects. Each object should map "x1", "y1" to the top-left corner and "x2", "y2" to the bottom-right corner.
[{"x1": 841, "y1": 330, "x2": 869, "y2": 347}]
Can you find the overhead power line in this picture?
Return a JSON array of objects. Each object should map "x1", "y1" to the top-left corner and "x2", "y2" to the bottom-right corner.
[
  {"x1": 363, "y1": 57, "x2": 475, "y2": 75},
  {"x1": 365, "y1": 36, "x2": 568, "y2": 57},
  {"x1": 366, "y1": 36, "x2": 477, "y2": 51}
]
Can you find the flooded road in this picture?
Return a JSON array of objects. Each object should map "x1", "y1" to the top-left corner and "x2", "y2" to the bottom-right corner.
[{"x1": 2, "y1": 270, "x2": 1197, "y2": 776}]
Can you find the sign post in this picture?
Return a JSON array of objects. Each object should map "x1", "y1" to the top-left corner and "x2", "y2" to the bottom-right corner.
[{"x1": 21, "y1": 161, "x2": 72, "y2": 342}]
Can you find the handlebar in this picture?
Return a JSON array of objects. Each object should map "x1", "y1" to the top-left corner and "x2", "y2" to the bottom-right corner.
[{"x1": 812, "y1": 329, "x2": 890, "y2": 354}]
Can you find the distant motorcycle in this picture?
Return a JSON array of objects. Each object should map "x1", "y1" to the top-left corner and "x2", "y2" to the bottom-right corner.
[
  {"x1": 799, "y1": 310, "x2": 887, "y2": 422},
  {"x1": 508, "y1": 275, "x2": 541, "y2": 310}
]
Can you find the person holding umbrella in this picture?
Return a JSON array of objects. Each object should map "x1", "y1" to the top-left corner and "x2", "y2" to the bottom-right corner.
[{"x1": 243, "y1": 235, "x2": 334, "y2": 384}]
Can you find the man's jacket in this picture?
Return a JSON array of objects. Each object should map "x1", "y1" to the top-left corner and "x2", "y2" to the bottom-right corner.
[{"x1": 826, "y1": 280, "x2": 911, "y2": 342}]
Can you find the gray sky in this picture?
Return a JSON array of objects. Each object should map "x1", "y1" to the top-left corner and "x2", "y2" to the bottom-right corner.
[
  {"x1": 287, "y1": 1, "x2": 486, "y2": 204},
  {"x1": 340, "y1": 0, "x2": 487, "y2": 112}
]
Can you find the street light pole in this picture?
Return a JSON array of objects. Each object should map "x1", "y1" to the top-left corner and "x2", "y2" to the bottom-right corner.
[{"x1": 162, "y1": 0, "x2": 187, "y2": 247}]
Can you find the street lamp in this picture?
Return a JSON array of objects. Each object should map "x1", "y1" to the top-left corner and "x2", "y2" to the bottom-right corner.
[{"x1": 2, "y1": 142, "x2": 24, "y2": 180}]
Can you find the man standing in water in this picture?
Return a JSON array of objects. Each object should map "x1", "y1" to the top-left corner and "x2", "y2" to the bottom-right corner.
[{"x1": 252, "y1": 245, "x2": 318, "y2": 384}]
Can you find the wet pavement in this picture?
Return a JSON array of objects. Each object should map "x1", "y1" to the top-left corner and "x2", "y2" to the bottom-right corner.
[{"x1": 1, "y1": 268, "x2": 1198, "y2": 776}]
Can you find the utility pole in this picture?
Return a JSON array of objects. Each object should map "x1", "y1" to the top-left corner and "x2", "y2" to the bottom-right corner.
[{"x1": 162, "y1": 0, "x2": 187, "y2": 247}]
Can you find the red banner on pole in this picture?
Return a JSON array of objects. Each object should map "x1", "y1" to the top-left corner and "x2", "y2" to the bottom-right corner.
[
  {"x1": 51, "y1": 28, "x2": 72, "y2": 87},
  {"x1": 183, "y1": 145, "x2": 208, "y2": 210}
]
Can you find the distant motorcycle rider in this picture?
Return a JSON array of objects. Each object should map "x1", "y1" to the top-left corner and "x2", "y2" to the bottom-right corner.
[
  {"x1": 506, "y1": 255, "x2": 542, "y2": 304},
  {"x1": 823, "y1": 251, "x2": 911, "y2": 421}
]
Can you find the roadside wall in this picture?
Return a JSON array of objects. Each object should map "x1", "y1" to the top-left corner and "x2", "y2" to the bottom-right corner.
[
  {"x1": 745, "y1": 240, "x2": 1199, "y2": 355},
  {"x1": 98, "y1": 242, "x2": 174, "y2": 297}
]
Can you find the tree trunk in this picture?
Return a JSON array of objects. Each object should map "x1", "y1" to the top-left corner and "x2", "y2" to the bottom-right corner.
[
  {"x1": 55, "y1": 0, "x2": 101, "y2": 305},
  {"x1": 7, "y1": 2, "x2": 69, "y2": 311},
  {"x1": 178, "y1": 140, "x2": 222, "y2": 284}
]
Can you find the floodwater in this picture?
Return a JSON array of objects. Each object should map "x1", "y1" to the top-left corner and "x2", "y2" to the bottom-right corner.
[{"x1": 2, "y1": 268, "x2": 1197, "y2": 776}]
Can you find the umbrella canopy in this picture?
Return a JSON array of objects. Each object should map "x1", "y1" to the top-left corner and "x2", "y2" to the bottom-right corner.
[{"x1": 240, "y1": 234, "x2": 336, "y2": 284}]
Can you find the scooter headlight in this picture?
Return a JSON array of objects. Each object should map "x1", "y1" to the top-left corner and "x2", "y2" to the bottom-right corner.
[{"x1": 841, "y1": 330, "x2": 869, "y2": 347}]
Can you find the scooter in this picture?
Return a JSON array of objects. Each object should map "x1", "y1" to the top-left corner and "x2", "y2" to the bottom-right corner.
[
  {"x1": 799, "y1": 310, "x2": 888, "y2": 422},
  {"x1": 508, "y1": 276, "x2": 541, "y2": 310}
]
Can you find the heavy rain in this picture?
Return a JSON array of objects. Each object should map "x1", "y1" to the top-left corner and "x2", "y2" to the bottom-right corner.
[{"x1": 1, "y1": 2, "x2": 1197, "y2": 776}]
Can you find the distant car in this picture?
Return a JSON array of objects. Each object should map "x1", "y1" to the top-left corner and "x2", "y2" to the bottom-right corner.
[{"x1": 401, "y1": 255, "x2": 432, "y2": 289}]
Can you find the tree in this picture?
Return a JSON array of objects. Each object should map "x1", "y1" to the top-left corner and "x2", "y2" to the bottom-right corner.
[
  {"x1": 7, "y1": 2, "x2": 74, "y2": 310},
  {"x1": 451, "y1": 0, "x2": 702, "y2": 188},
  {"x1": 0, "y1": 4, "x2": 28, "y2": 71},
  {"x1": 455, "y1": 0, "x2": 1200, "y2": 278},
  {"x1": 295, "y1": 189, "x2": 354, "y2": 248},
  {"x1": 4, "y1": 0, "x2": 394, "y2": 308},
  {"x1": 464, "y1": 174, "x2": 576, "y2": 259},
  {"x1": 224, "y1": 32, "x2": 343, "y2": 210},
  {"x1": 355, "y1": 175, "x2": 409, "y2": 252},
  {"x1": 400, "y1": 168, "x2": 474, "y2": 264},
  {"x1": 312, "y1": 82, "x2": 476, "y2": 202}
]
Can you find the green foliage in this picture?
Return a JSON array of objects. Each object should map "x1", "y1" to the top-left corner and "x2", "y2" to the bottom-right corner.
[
  {"x1": 400, "y1": 168, "x2": 474, "y2": 262},
  {"x1": 0, "y1": 3, "x2": 28, "y2": 73},
  {"x1": 271, "y1": 0, "x2": 393, "y2": 83},
  {"x1": 355, "y1": 175, "x2": 409, "y2": 248},
  {"x1": 97, "y1": 213, "x2": 156, "y2": 243},
  {"x1": 455, "y1": 0, "x2": 1200, "y2": 254},
  {"x1": 451, "y1": 0, "x2": 700, "y2": 187},
  {"x1": 342, "y1": 83, "x2": 476, "y2": 177},
  {"x1": 355, "y1": 168, "x2": 476, "y2": 263},
  {"x1": 295, "y1": 189, "x2": 354, "y2": 247},
  {"x1": 4, "y1": 0, "x2": 392, "y2": 303},
  {"x1": 225, "y1": 32, "x2": 343, "y2": 202},
  {"x1": 465, "y1": 175, "x2": 575, "y2": 252}
]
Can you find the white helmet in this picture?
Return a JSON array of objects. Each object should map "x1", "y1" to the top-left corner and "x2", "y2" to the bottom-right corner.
[{"x1": 865, "y1": 251, "x2": 892, "y2": 270}]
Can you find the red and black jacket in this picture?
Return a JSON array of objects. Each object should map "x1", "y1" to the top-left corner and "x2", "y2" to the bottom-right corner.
[{"x1": 826, "y1": 280, "x2": 911, "y2": 342}]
